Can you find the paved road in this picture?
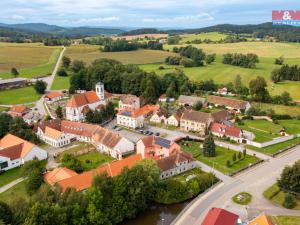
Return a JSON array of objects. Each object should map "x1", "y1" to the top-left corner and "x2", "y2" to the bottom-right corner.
[
  {"x1": 34, "y1": 46, "x2": 66, "y2": 116},
  {"x1": 173, "y1": 146, "x2": 300, "y2": 224},
  {"x1": 0, "y1": 178, "x2": 25, "y2": 194}
]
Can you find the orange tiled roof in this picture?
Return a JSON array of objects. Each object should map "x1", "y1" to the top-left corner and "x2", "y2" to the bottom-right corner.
[
  {"x1": 9, "y1": 105, "x2": 28, "y2": 114},
  {"x1": 248, "y1": 214, "x2": 274, "y2": 225},
  {"x1": 44, "y1": 167, "x2": 78, "y2": 186},
  {"x1": 0, "y1": 143, "x2": 23, "y2": 160},
  {"x1": 210, "y1": 123, "x2": 242, "y2": 138},
  {"x1": 208, "y1": 96, "x2": 249, "y2": 110},
  {"x1": 45, "y1": 92, "x2": 63, "y2": 100},
  {"x1": 45, "y1": 126, "x2": 63, "y2": 140},
  {"x1": 67, "y1": 91, "x2": 100, "y2": 108},
  {"x1": 119, "y1": 104, "x2": 159, "y2": 118},
  {"x1": 57, "y1": 154, "x2": 142, "y2": 192},
  {"x1": 0, "y1": 134, "x2": 35, "y2": 158}
]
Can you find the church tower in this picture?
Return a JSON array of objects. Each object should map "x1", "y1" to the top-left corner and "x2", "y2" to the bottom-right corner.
[{"x1": 95, "y1": 82, "x2": 105, "y2": 101}]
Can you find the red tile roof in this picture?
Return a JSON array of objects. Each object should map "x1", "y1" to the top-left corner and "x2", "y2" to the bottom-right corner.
[
  {"x1": 201, "y1": 208, "x2": 239, "y2": 225},
  {"x1": 67, "y1": 91, "x2": 100, "y2": 108},
  {"x1": 118, "y1": 105, "x2": 160, "y2": 118},
  {"x1": 0, "y1": 143, "x2": 23, "y2": 160},
  {"x1": 8, "y1": 105, "x2": 28, "y2": 115},
  {"x1": 210, "y1": 123, "x2": 242, "y2": 138},
  {"x1": 208, "y1": 96, "x2": 249, "y2": 110},
  {"x1": 44, "y1": 92, "x2": 63, "y2": 100},
  {"x1": 44, "y1": 167, "x2": 78, "y2": 186},
  {"x1": 57, "y1": 154, "x2": 142, "y2": 192}
]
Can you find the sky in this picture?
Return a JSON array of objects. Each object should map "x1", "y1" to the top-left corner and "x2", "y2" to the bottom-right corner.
[{"x1": 1, "y1": 0, "x2": 299, "y2": 28}]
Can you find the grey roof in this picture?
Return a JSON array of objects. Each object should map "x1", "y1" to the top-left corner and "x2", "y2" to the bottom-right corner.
[
  {"x1": 155, "y1": 137, "x2": 171, "y2": 149},
  {"x1": 178, "y1": 95, "x2": 206, "y2": 105},
  {"x1": 181, "y1": 110, "x2": 212, "y2": 124},
  {"x1": 0, "y1": 78, "x2": 27, "y2": 85}
]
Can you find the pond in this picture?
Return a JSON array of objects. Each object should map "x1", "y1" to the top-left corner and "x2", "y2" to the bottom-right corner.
[{"x1": 122, "y1": 201, "x2": 191, "y2": 225}]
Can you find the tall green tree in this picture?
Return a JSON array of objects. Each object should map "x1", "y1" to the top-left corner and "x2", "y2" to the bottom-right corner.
[
  {"x1": 62, "y1": 56, "x2": 71, "y2": 68},
  {"x1": 203, "y1": 135, "x2": 216, "y2": 157},
  {"x1": 249, "y1": 76, "x2": 270, "y2": 102},
  {"x1": 11, "y1": 67, "x2": 19, "y2": 77},
  {"x1": 278, "y1": 161, "x2": 300, "y2": 193},
  {"x1": 55, "y1": 106, "x2": 63, "y2": 119},
  {"x1": 34, "y1": 80, "x2": 47, "y2": 94}
]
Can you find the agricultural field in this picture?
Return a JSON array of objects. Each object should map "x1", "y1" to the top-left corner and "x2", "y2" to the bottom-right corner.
[
  {"x1": 0, "y1": 42, "x2": 61, "y2": 79},
  {"x1": 179, "y1": 32, "x2": 229, "y2": 43},
  {"x1": 0, "y1": 86, "x2": 41, "y2": 105},
  {"x1": 253, "y1": 103, "x2": 300, "y2": 118},
  {"x1": 141, "y1": 42, "x2": 300, "y2": 100},
  {"x1": 181, "y1": 141, "x2": 259, "y2": 174},
  {"x1": 65, "y1": 44, "x2": 178, "y2": 65},
  {"x1": 51, "y1": 74, "x2": 71, "y2": 90}
]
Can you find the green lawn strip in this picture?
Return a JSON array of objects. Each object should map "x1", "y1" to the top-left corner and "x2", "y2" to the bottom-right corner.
[
  {"x1": 51, "y1": 75, "x2": 71, "y2": 90},
  {"x1": 263, "y1": 183, "x2": 300, "y2": 210},
  {"x1": 247, "y1": 137, "x2": 300, "y2": 155},
  {"x1": 0, "y1": 167, "x2": 23, "y2": 188},
  {"x1": 76, "y1": 151, "x2": 113, "y2": 171},
  {"x1": 0, "y1": 86, "x2": 41, "y2": 105},
  {"x1": 0, "y1": 106, "x2": 9, "y2": 112},
  {"x1": 272, "y1": 216, "x2": 300, "y2": 225},
  {"x1": 279, "y1": 120, "x2": 300, "y2": 134},
  {"x1": 253, "y1": 103, "x2": 300, "y2": 118},
  {"x1": 0, "y1": 181, "x2": 28, "y2": 204},
  {"x1": 181, "y1": 141, "x2": 259, "y2": 174},
  {"x1": 232, "y1": 192, "x2": 252, "y2": 205}
]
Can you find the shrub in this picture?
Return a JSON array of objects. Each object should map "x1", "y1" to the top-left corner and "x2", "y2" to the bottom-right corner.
[
  {"x1": 226, "y1": 160, "x2": 231, "y2": 167},
  {"x1": 283, "y1": 193, "x2": 296, "y2": 209}
]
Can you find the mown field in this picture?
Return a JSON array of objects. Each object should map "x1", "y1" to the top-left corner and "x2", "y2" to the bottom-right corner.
[
  {"x1": 0, "y1": 86, "x2": 41, "y2": 105},
  {"x1": 0, "y1": 42, "x2": 61, "y2": 78},
  {"x1": 141, "y1": 42, "x2": 300, "y2": 100},
  {"x1": 179, "y1": 32, "x2": 229, "y2": 43},
  {"x1": 65, "y1": 44, "x2": 178, "y2": 65},
  {"x1": 253, "y1": 103, "x2": 300, "y2": 117}
]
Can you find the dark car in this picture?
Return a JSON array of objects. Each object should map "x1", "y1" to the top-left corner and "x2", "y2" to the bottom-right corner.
[
  {"x1": 149, "y1": 132, "x2": 153, "y2": 135},
  {"x1": 155, "y1": 132, "x2": 160, "y2": 136},
  {"x1": 144, "y1": 131, "x2": 150, "y2": 135}
]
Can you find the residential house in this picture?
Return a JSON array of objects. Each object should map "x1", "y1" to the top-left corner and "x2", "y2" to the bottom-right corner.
[
  {"x1": 23, "y1": 111, "x2": 42, "y2": 124},
  {"x1": 36, "y1": 120, "x2": 134, "y2": 159},
  {"x1": 165, "y1": 111, "x2": 182, "y2": 127},
  {"x1": 8, "y1": 105, "x2": 30, "y2": 118},
  {"x1": 0, "y1": 134, "x2": 47, "y2": 171},
  {"x1": 150, "y1": 109, "x2": 168, "y2": 124},
  {"x1": 217, "y1": 87, "x2": 228, "y2": 96},
  {"x1": 136, "y1": 136, "x2": 181, "y2": 159},
  {"x1": 117, "y1": 105, "x2": 159, "y2": 129},
  {"x1": 208, "y1": 96, "x2": 251, "y2": 113},
  {"x1": 66, "y1": 82, "x2": 107, "y2": 121},
  {"x1": 156, "y1": 152, "x2": 196, "y2": 179},
  {"x1": 180, "y1": 110, "x2": 214, "y2": 136},
  {"x1": 201, "y1": 207, "x2": 241, "y2": 225},
  {"x1": 178, "y1": 95, "x2": 206, "y2": 107},
  {"x1": 248, "y1": 213, "x2": 274, "y2": 225},
  {"x1": 44, "y1": 92, "x2": 64, "y2": 103},
  {"x1": 0, "y1": 78, "x2": 28, "y2": 90},
  {"x1": 44, "y1": 167, "x2": 78, "y2": 186},
  {"x1": 158, "y1": 94, "x2": 175, "y2": 102},
  {"x1": 44, "y1": 154, "x2": 143, "y2": 192},
  {"x1": 118, "y1": 94, "x2": 140, "y2": 111},
  {"x1": 210, "y1": 123, "x2": 244, "y2": 142}
]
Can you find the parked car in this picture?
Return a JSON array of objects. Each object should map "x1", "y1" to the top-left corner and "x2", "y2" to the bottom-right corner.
[
  {"x1": 149, "y1": 132, "x2": 153, "y2": 135},
  {"x1": 144, "y1": 131, "x2": 149, "y2": 135},
  {"x1": 139, "y1": 130, "x2": 144, "y2": 134},
  {"x1": 112, "y1": 125, "x2": 117, "y2": 129},
  {"x1": 155, "y1": 132, "x2": 160, "y2": 136},
  {"x1": 116, "y1": 127, "x2": 122, "y2": 131}
]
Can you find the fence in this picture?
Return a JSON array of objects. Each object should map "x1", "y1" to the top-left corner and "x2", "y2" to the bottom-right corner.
[{"x1": 247, "y1": 135, "x2": 295, "y2": 148}]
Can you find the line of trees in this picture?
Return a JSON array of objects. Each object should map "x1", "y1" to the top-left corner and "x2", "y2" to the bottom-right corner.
[
  {"x1": 222, "y1": 53, "x2": 259, "y2": 68},
  {"x1": 271, "y1": 64, "x2": 300, "y2": 83},
  {"x1": 173, "y1": 45, "x2": 206, "y2": 67},
  {"x1": 101, "y1": 39, "x2": 163, "y2": 52}
]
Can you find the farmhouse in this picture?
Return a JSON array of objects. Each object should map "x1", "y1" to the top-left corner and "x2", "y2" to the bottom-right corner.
[
  {"x1": 44, "y1": 154, "x2": 143, "y2": 192},
  {"x1": 36, "y1": 120, "x2": 134, "y2": 159},
  {"x1": 117, "y1": 104, "x2": 159, "y2": 129},
  {"x1": 165, "y1": 111, "x2": 182, "y2": 127},
  {"x1": 44, "y1": 91, "x2": 64, "y2": 103},
  {"x1": 156, "y1": 152, "x2": 196, "y2": 179},
  {"x1": 0, "y1": 78, "x2": 28, "y2": 90},
  {"x1": 8, "y1": 105, "x2": 30, "y2": 118},
  {"x1": 158, "y1": 94, "x2": 175, "y2": 102},
  {"x1": 210, "y1": 123, "x2": 244, "y2": 142},
  {"x1": 150, "y1": 109, "x2": 168, "y2": 124},
  {"x1": 0, "y1": 134, "x2": 47, "y2": 171},
  {"x1": 208, "y1": 96, "x2": 251, "y2": 113},
  {"x1": 66, "y1": 82, "x2": 107, "y2": 121},
  {"x1": 178, "y1": 95, "x2": 206, "y2": 106},
  {"x1": 118, "y1": 94, "x2": 140, "y2": 111},
  {"x1": 136, "y1": 136, "x2": 181, "y2": 160}
]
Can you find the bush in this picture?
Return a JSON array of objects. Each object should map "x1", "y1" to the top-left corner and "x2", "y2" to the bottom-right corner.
[
  {"x1": 61, "y1": 154, "x2": 83, "y2": 173},
  {"x1": 57, "y1": 68, "x2": 68, "y2": 77},
  {"x1": 34, "y1": 80, "x2": 47, "y2": 94},
  {"x1": 283, "y1": 193, "x2": 296, "y2": 209}
]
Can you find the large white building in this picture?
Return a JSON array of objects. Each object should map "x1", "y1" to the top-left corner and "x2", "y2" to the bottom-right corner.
[
  {"x1": 0, "y1": 134, "x2": 47, "y2": 171},
  {"x1": 36, "y1": 120, "x2": 134, "y2": 159},
  {"x1": 66, "y1": 82, "x2": 108, "y2": 121}
]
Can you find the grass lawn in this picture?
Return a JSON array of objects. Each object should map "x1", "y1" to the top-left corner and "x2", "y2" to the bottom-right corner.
[
  {"x1": 65, "y1": 45, "x2": 178, "y2": 65},
  {"x1": 0, "y1": 106, "x2": 9, "y2": 112},
  {"x1": 278, "y1": 120, "x2": 300, "y2": 134},
  {"x1": 0, "y1": 167, "x2": 23, "y2": 188},
  {"x1": 272, "y1": 216, "x2": 300, "y2": 225},
  {"x1": 76, "y1": 151, "x2": 114, "y2": 171},
  {"x1": 237, "y1": 120, "x2": 281, "y2": 142},
  {"x1": 0, "y1": 181, "x2": 28, "y2": 203},
  {"x1": 264, "y1": 183, "x2": 300, "y2": 210},
  {"x1": 232, "y1": 192, "x2": 252, "y2": 205},
  {"x1": 0, "y1": 42, "x2": 61, "y2": 78},
  {"x1": 253, "y1": 103, "x2": 300, "y2": 118},
  {"x1": 247, "y1": 137, "x2": 300, "y2": 155},
  {"x1": 0, "y1": 86, "x2": 41, "y2": 105},
  {"x1": 179, "y1": 32, "x2": 228, "y2": 43},
  {"x1": 51, "y1": 74, "x2": 71, "y2": 90},
  {"x1": 181, "y1": 141, "x2": 259, "y2": 174}
]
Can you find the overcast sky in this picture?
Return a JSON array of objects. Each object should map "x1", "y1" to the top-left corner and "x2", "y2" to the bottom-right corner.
[{"x1": 1, "y1": 0, "x2": 299, "y2": 28}]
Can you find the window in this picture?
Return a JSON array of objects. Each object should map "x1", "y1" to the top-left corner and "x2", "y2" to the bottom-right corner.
[{"x1": 0, "y1": 161, "x2": 8, "y2": 169}]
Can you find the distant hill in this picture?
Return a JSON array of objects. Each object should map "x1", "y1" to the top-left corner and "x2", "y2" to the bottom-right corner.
[
  {"x1": 0, "y1": 23, "x2": 125, "y2": 38},
  {"x1": 121, "y1": 28, "x2": 166, "y2": 36}
]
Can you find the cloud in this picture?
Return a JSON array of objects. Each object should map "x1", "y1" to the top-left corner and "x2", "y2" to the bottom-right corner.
[
  {"x1": 8, "y1": 15, "x2": 26, "y2": 20},
  {"x1": 143, "y1": 13, "x2": 214, "y2": 23},
  {"x1": 75, "y1": 16, "x2": 120, "y2": 25}
]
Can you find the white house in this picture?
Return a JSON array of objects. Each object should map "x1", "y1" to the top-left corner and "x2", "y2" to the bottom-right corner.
[
  {"x1": 36, "y1": 120, "x2": 135, "y2": 159},
  {"x1": 117, "y1": 111, "x2": 144, "y2": 129},
  {"x1": 0, "y1": 134, "x2": 47, "y2": 171},
  {"x1": 165, "y1": 111, "x2": 182, "y2": 127},
  {"x1": 150, "y1": 110, "x2": 167, "y2": 124},
  {"x1": 66, "y1": 82, "x2": 107, "y2": 121},
  {"x1": 210, "y1": 123, "x2": 244, "y2": 143},
  {"x1": 44, "y1": 92, "x2": 64, "y2": 103},
  {"x1": 156, "y1": 152, "x2": 196, "y2": 179},
  {"x1": 208, "y1": 95, "x2": 251, "y2": 113}
]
